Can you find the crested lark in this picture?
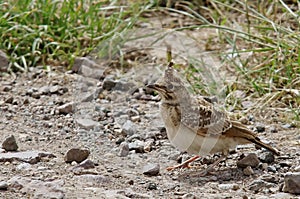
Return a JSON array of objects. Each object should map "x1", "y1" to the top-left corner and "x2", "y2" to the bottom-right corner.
[{"x1": 147, "y1": 62, "x2": 279, "y2": 174}]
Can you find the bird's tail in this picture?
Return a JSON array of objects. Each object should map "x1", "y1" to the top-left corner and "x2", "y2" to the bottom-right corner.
[{"x1": 231, "y1": 121, "x2": 280, "y2": 156}]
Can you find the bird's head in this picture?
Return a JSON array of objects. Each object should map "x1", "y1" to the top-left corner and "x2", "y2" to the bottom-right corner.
[{"x1": 147, "y1": 62, "x2": 190, "y2": 102}]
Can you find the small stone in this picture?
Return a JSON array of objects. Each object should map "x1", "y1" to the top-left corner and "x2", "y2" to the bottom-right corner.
[
  {"x1": 3, "y1": 86, "x2": 12, "y2": 92},
  {"x1": 75, "y1": 118, "x2": 98, "y2": 130},
  {"x1": 38, "y1": 86, "x2": 50, "y2": 95},
  {"x1": 114, "y1": 81, "x2": 136, "y2": 92},
  {"x1": 72, "y1": 159, "x2": 96, "y2": 170},
  {"x1": 5, "y1": 96, "x2": 13, "y2": 104},
  {"x1": 283, "y1": 172, "x2": 300, "y2": 194},
  {"x1": 128, "y1": 140, "x2": 144, "y2": 153},
  {"x1": 218, "y1": 183, "x2": 240, "y2": 190},
  {"x1": 65, "y1": 148, "x2": 90, "y2": 163},
  {"x1": 16, "y1": 163, "x2": 31, "y2": 170},
  {"x1": 270, "y1": 193, "x2": 293, "y2": 199},
  {"x1": 102, "y1": 78, "x2": 116, "y2": 91},
  {"x1": 269, "y1": 126, "x2": 278, "y2": 133},
  {"x1": 130, "y1": 115, "x2": 140, "y2": 122},
  {"x1": 248, "y1": 179, "x2": 274, "y2": 192},
  {"x1": 243, "y1": 166, "x2": 254, "y2": 176},
  {"x1": 294, "y1": 165, "x2": 300, "y2": 172},
  {"x1": 261, "y1": 163, "x2": 268, "y2": 170},
  {"x1": 259, "y1": 152, "x2": 275, "y2": 163},
  {"x1": 142, "y1": 163, "x2": 160, "y2": 176},
  {"x1": 0, "y1": 50, "x2": 9, "y2": 71},
  {"x1": 282, "y1": 124, "x2": 292, "y2": 129},
  {"x1": 118, "y1": 142, "x2": 130, "y2": 157},
  {"x1": 237, "y1": 153, "x2": 260, "y2": 168},
  {"x1": 147, "y1": 182, "x2": 157, "y2": 190},
  {"x1": 267, "y1": 165, "x2": 277, "y2": 173},
  {"x1": 0, "y1": 151, "x2": 55, "y2": 164},
  {"x1": 57, "y1": 102, "x2": 74, "y2": 114},
  {"x1": 143, "y1": 140, "x2": 153, "y2": 153},
  {"x1": 122, "y1": 120, "x2": 136, "y2": 136},
  {"x1": 2, "y1": 135, "x2": 18, "y2": 151},
  {"x1": 255, "y1": 123, "x2": 265, "y2": 132},
  {"x1": 0, "y1": 181, "x2": 8, "y2": 190}
]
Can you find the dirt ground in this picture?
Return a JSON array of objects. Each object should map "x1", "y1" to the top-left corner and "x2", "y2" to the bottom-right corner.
[{"x1": 0, "y1": 13, "x2": 299, "y2": 199}]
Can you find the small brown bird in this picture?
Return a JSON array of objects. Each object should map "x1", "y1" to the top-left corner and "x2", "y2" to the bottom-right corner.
[{"x1": 147, "y1": 62, "x2": 279, "y2": 174}]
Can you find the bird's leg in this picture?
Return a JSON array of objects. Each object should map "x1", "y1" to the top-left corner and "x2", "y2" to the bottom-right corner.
[
  {"x1": 166, "y1": 155, "x2": 200, "y2": 171},
  {"x1": 192, "y1": 154, "x2": 227, "y2": 177}
]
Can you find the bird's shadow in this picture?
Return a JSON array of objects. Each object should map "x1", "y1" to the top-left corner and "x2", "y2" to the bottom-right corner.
[{"x1": 177, "y1": 167, "x2": 254, "y2": 185}]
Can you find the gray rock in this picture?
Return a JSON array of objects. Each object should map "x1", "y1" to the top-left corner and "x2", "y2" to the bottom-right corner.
[
  {"x1": 75, "y1": 118, "x2": 98, "y2": 130},
  {"x1": 5, "y1": 96, "x2": 13, "y2": 104},
  {"x1": 243, "y1": 166, "x2": 254, "y2": 176},
  {"x1": 0, "y1": 50, "x2": 8, "y2": 71},
  {"x1": 2, "y1": 135, "x2": 18, "y2": 151},
  {"x1": 267, "y1": 165, "x2": 277, "y2": 173},
  {"x1": 237, "y1": 153, "x2": 260, "y2": 168},
  {"x1": 38, "y1": 86, "x2": 50, "y2": 95},
  {"x1": 270, "y1": 193, "x2": 293, "y2": 199},
  {"x1": 128, "y1": 140, "x2": 145, "y2": 153},
  {"x1": 270, "y1": 126, "x2": 278, "y2": 133},
  {"x1": 248, "y1": 179, "x2": 275, "y2": 192},
  {"x1": 0, "y1": 181, "x2": 8, "y2": 190},
  {"x1": 118, "y1": 142, "x2": 130, "y2": 157},
  {"x1": 8, "y1": 176, "x2": 65, "y2": 199},
  {"x1": 102, "y1": 78, "x2": 116, "y2": 91},
  {"x1": 73, "y1": 57, "x2": 104, "y2": 79},
  {"x1": 218, "y1": 183, "x2": 240, "y2": 190},
  {"x1": 57, "y1": 102, "x2": 74, "y2": 114},
  {"x1": 16, "y1": 162, "x2": 32, "y2": 170},
  {"x1": 122, "y1": 120, "x2": 136, "y2": 136},
  {"x1": 255, "y1": 123, "x2": 265, "y2": 132},
  {"x1": 65, "y1": 148, "x2": 90, "y2": 163},
  {"x1": 72, "y1": 159, "x2": 96, "y2": 171},
  {"x1": 115, "y1": 81, "x2": 136, "y2": 92},
  {"x1": 74, "y1": 174, "x2": 110, "y2": 186},
  {"x1": 283, "y1": 172, "x2": 300, "y2": 194},
  {"x1": 147, "y1": 182, "x2": 157, "y2": 190},
  {"x1": 259, "y1": 152, "x2": 275, "y2": 163},
  {"x1": 142, "y1": 163, "x2": 160, "y2": 176},
  {"x1": 0, "y1": 151, "x2": 55, "y2": 164}
]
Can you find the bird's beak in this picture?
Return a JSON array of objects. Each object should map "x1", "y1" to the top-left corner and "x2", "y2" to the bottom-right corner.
[{"x1": 146, "y1": 84, "x2": 157, "y2": 90}]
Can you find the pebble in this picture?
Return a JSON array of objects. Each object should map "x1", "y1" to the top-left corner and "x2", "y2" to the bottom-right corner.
[
  {"x1": 128, "y1": 140, "x2": 145, "y2": 153},
  {"x1": 248, "y1": 179, "x2": 274, "y2": 192},
  {"x1": 142, "y1": 163, "x2": 160, "y2": 176},
  {"x1": 64, "y1": 148, "x2": 90, "y2": 163},
  {"x1": 16, "y1": 163, "x2": 32, "y2": 170},
  {"x1": 147, "y1": 182, "x2": 157, "y2": 190},
  {"x1": 0, "y1": 151, "x2": 55, "y2": 164},
  {"x1": 5, "y1": 96, "x2": 13, "y2": 104},
  {"x1": 118, "y1": 142, "x2": 130, "y2": 157},
  {"x1": 255, "y1": 123, "x2": 265, "y2": 132},
  {"x1": 8, "y1": 176, "x2": 65, "y2": 198},
  {"x1": 267, "y1": 165, "x2": 277, "y2": 173},
  {"x1": 259, "y1": 152, "x2": 275, "y2": 163},
  {"x1": 57, "y1": 102, "x2": 74, "y2": 114},
  {"x1": 72, "y1": 159, "x2": 96, "y2": 170},
  {"x1": 269, "y1": 126, "x2": 278, "y2": 133},
  {"x1": 218, "y1": 183, "x2": 240, "y2": 190},
  {"x1": 75, "y1": 118, "x2": 99, "y2": 130},
  {"x1": 243, "y1": 166, "x2": 254, "y2": 176},
  {"x1": 2, "y1": 135, "x2": 18, "y2": 151},
  {"x1": 237, "y1": 153, "x2": 260, "y2": 168},
  {"x1": 122, "y1": 120, "x2": 137, "y2": 136},
  {"x1": 283, "y1": 172, "x2": 300, "y2": 194},
  {"x1": 0, "y1": 181, "x2": 8, "y2": 190},
  {"x1": 102, "y1": 78, "x2": 116, "y2": 91},
  {"x1": 0, "y1": 50, "x2": 9, "y2": 70}
]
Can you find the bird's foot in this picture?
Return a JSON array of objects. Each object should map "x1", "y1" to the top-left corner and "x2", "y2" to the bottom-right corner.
[{"x1": 166, "y1": 155, "x2": 200, "y2": 171}]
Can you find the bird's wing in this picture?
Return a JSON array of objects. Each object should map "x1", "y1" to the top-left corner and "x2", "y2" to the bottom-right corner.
[{"x1": 180, "y1": 96, "x2": 232, "y2": 137}]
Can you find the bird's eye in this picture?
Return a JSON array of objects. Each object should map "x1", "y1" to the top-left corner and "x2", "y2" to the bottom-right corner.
[{"x1": 167, "y1": 84, "x2": 174, "y2": 90}]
